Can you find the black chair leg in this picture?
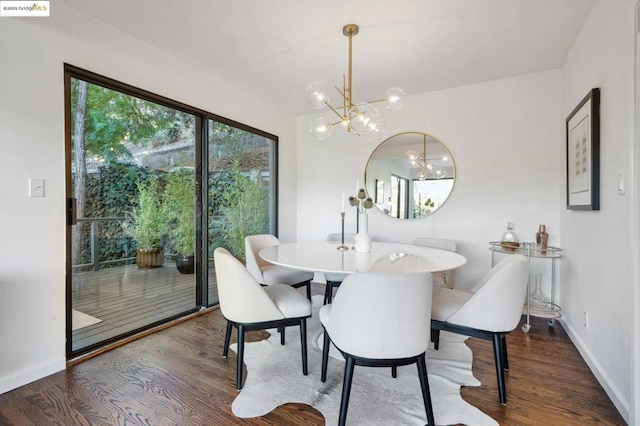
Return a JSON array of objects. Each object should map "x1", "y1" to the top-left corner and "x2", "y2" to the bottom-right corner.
[
  {"x1": 236, "y1": 325, "x2": 245, "y2": 390},
  {"x1": 223, "y1": 320, "x2": 233, "y2": 357},
  {"x1": 432, "y1": 329, "x2": 441, "y2": 350},
  {"x1": 391, "y1": 366, "x2": 397, "y2": 378},
  {"x1": 338, "y1": 356, "x2": 356, "y2": 426},
  {"x1": 492, "y1": 333, "x2": 507, "y2": 405},
  {"x1": 501, "y1": 334, "x2": 509, "y2": 371},
  {"x1": 417, "y1": 354, "x2": 435, "y2": 426},
  {"x1": 324, "y1": 283, "x2": 332, "y2": 304},
  {"x1": 321, "y1": 330, "x2": 330, "y2": 382},
  {"x1": 306, "y1": 282, "x2": 311, "y2": 301},
  {"x1": 300, "y1": 318, "x2": 308, "y2": 375},
  {"x1": 279, "y1": 326, "x2": 285, "y2": 345}
]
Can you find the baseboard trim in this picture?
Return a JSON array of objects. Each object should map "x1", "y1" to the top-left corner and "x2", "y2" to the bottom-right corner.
[
  {"x1": 0, "y1": 358, "x2": 65, "y2": 395},
  {"x1": 559, "y1": 318, "x2": 629, "y2": 423},
  {"x1": 1, "y1": 306, "x2": 222, "y2": 395}
]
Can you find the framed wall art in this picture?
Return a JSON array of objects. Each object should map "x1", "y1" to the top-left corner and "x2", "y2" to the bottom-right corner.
[{"x1": 566, "y1": 88, "x2": 600, "y2": 210}]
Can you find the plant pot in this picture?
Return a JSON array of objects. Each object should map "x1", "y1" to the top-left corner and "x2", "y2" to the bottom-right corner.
[
  {"x1": 175, "y1": 255, "x2": 195, "y2": 274},
  {"x1": 136, "y1": 247, "x2": 164, "y2": 268}
]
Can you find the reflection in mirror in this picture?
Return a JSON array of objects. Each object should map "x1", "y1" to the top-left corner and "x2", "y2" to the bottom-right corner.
[{"x1": 365, "y1": 132, "x2": 455, "y2": 219}]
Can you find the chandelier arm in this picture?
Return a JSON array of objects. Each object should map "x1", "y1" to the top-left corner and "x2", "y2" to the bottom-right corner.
[
  {"x1": 327, "y1": 118, "x2": 346, "y2": 127},
  {"x1": 324, "y1": 102, "x2": 346, "y2": 121},
  {"x1": 335, "y1": 86, "x2": 349, "y2": 105},
  {"x1": 342, "y1": 76, "x2": 348, "y2": 115}
]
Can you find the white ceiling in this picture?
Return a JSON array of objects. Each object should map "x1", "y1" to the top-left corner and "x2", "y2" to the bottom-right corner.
[{"x1": 58, "y1": 0, "x2": 596, "y2": 116}]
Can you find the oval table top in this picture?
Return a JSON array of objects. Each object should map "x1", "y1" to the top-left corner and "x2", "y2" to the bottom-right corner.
[{"x1": 259, "y1": 241, "x2": 466, "y2": 275}]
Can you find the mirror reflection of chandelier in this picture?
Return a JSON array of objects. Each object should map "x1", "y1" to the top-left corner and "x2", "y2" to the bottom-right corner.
[
  {"x1": 306, "y1": 24, "x2": 404, "y2": 142},
  {"x1": 405, "y1": 134, "x2": 447, "y2": 180}
]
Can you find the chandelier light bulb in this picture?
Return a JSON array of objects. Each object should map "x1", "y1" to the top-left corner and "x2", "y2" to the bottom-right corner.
[
  {"x1": 349, "y1": 103, "x2": 378, "y2": 134},
  {"x1": 405, "y1": 150, "x2": 419, "y2": 166},
  {"x1": 306, "y1": 82, "x2": 331, "y2": 108},
  {"x1": 310, "y1": 116, "x2": 332, "y2": 140},
  {"x1": 364, "y1": 118, "x2": 388, "y2": 142},
  {"x1": 433, "y1": 167, "x2": 446, "y2": 179},
  {"x1": 384, "y1": 87, "x2": 405, "y2": 110}
]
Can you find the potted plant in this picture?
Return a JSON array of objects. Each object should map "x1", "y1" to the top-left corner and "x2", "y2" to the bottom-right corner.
[
  {"x1": 129, "y1": 177, "x2": 167, "y2": 268},
  {"x1": 164, "y1": 169, "x2": 195, "y2": 274}
]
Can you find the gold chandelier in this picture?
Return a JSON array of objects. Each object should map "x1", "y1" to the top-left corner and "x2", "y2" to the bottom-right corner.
[
  {"x1": 405, "y1": 134, "x2": 446, "y2": 180},
  {"x1": 306, "y1": 24, "x2": 404, "y2": 142}
]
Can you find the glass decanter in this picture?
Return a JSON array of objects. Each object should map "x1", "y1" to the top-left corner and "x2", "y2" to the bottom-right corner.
[
  {"x1": 500, "y1": 222, "x2": 519, "y2": 251},
  {"x1": 530, "y1": 274, "x2": 547, "y2": 309}
]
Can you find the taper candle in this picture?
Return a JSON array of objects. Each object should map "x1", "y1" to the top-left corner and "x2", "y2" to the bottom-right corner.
[{"x1": 342, "y1": 193, "x2": 345, "y2": 213}]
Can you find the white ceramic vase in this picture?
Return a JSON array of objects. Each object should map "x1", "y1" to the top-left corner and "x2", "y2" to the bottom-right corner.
[{"x1": 354, "y1": 213, "x2": 372, "y2": 253}]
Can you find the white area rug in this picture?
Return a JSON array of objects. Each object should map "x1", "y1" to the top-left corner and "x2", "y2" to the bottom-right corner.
[
  {"x1": 72, "y1": 309, "x2": 102, "y2": 331},
  {"x1": 231, "y1": 295, "x2": 497, "y2": 426}
]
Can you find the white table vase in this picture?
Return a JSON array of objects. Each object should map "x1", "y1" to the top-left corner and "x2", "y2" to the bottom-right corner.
[{"x1": 354, "y1": 213, "x2": 371, "y2": 253}]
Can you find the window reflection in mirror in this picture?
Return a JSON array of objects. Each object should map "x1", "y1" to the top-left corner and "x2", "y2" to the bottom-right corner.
[{"x1": 365, "y1": 132, "x2": 455, "y2": 219}]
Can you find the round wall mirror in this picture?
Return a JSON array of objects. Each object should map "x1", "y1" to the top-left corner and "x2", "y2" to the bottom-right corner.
[{"x1": 364, "y1": 131, "x2": 455, "y2": 219}]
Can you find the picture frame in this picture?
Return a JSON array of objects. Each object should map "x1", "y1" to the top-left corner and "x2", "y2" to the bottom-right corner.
[{"x1": 566, "y1": 88, "x2": 600, "y2": 210}]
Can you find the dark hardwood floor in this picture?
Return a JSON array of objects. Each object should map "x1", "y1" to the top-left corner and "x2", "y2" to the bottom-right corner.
[{"x1": 1, "y1": 283, "x2": 625, "y2": 425}]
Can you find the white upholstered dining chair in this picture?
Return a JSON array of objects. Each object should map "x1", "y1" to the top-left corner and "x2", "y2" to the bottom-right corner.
[
  {"x1": 214, "y1": 247, "x2": 312, "y2": 390},
  {"x1": 323, "y1": 232, "x2": 356, "y2": 304},
  {"x1": 430, "y1": 253, "x2": 529, "y2": 405},
  {"x1": 245, "y1": 234, "x2": 314, "y2": 300},
  {"x1": 412, "y1": 237, "x2": 458, "y2": 288},
  {"x1": 319, "y1": 271, "x2": 435, "y2": 426}
]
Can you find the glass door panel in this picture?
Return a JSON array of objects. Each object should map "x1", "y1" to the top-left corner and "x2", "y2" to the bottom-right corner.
[
  {"x1": 206, "y1": 121, "x2": 276, "y2": 306},
  {"x1": 389, "y1": 174, "x2": 409, "y2": 219},
  {"x1": 68, "y1": 76, "x2": 198, "y2": 355}
]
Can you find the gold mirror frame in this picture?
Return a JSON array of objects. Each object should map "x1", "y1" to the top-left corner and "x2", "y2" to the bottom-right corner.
[{"x1": 364, "y1": 131, "x2": 456, "y2": 219}]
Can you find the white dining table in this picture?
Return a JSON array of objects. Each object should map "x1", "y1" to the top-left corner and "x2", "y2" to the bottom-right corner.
[
  {"x1": 259, "y1": 241, "x2": 467, "y2": 275},
  {"x1": 260, "y1": 240, "x2": 467, "y2": 359}
]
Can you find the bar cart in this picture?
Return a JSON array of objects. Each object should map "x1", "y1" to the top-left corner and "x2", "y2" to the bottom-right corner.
[{"x1": 489, "y1": 242, "x2": 562, "y2": 333}]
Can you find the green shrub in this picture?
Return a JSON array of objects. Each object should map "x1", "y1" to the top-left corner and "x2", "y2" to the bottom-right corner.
[
  {"x1": 163, "y1": 169, "x2": 195, "y2": 256},
  {"x1": 219, "y1": 163, "x2": 268, "y2": 260}
]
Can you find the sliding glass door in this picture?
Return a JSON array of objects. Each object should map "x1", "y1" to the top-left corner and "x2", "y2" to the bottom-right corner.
[{"x1": 65, "y1": 65, "x2": 278, "y2": 358}]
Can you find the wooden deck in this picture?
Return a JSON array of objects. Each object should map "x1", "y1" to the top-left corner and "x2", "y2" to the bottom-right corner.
[{"x1": 72, "y1": 261, "x2": 218, "y2": 352}]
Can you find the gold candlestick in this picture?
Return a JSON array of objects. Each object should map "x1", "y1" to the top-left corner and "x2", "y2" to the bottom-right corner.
[{"x1": 337, "y1": 212, "x2": 349, "y2": 251}]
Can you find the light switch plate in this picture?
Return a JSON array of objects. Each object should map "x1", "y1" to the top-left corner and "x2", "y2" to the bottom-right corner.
[
  {"x1": 618, "y1": 173, "x2": 625, "y2": 195},
  {"x1": 29, "y1": 178, "x2": 45, "y2": 197}
]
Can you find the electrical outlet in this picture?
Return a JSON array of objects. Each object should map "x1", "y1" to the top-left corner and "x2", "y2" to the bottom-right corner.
[{"x1": 583, "y1": 310, "x2": 589, "y2": 329}]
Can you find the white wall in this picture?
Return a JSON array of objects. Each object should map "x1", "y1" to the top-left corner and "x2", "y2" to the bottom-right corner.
[
  {"x1": 560, "y1": 1, "x2": 636, "y2": 422},
  {"x1": 297, "y1": 70, "x2": 563, "y2": 293},
  {"x1": 1, "y1": 3, "x2": 636, "y2": 423},
  {"x1": 0, "y1": 4, "x2": 297, "y2": 394}
]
